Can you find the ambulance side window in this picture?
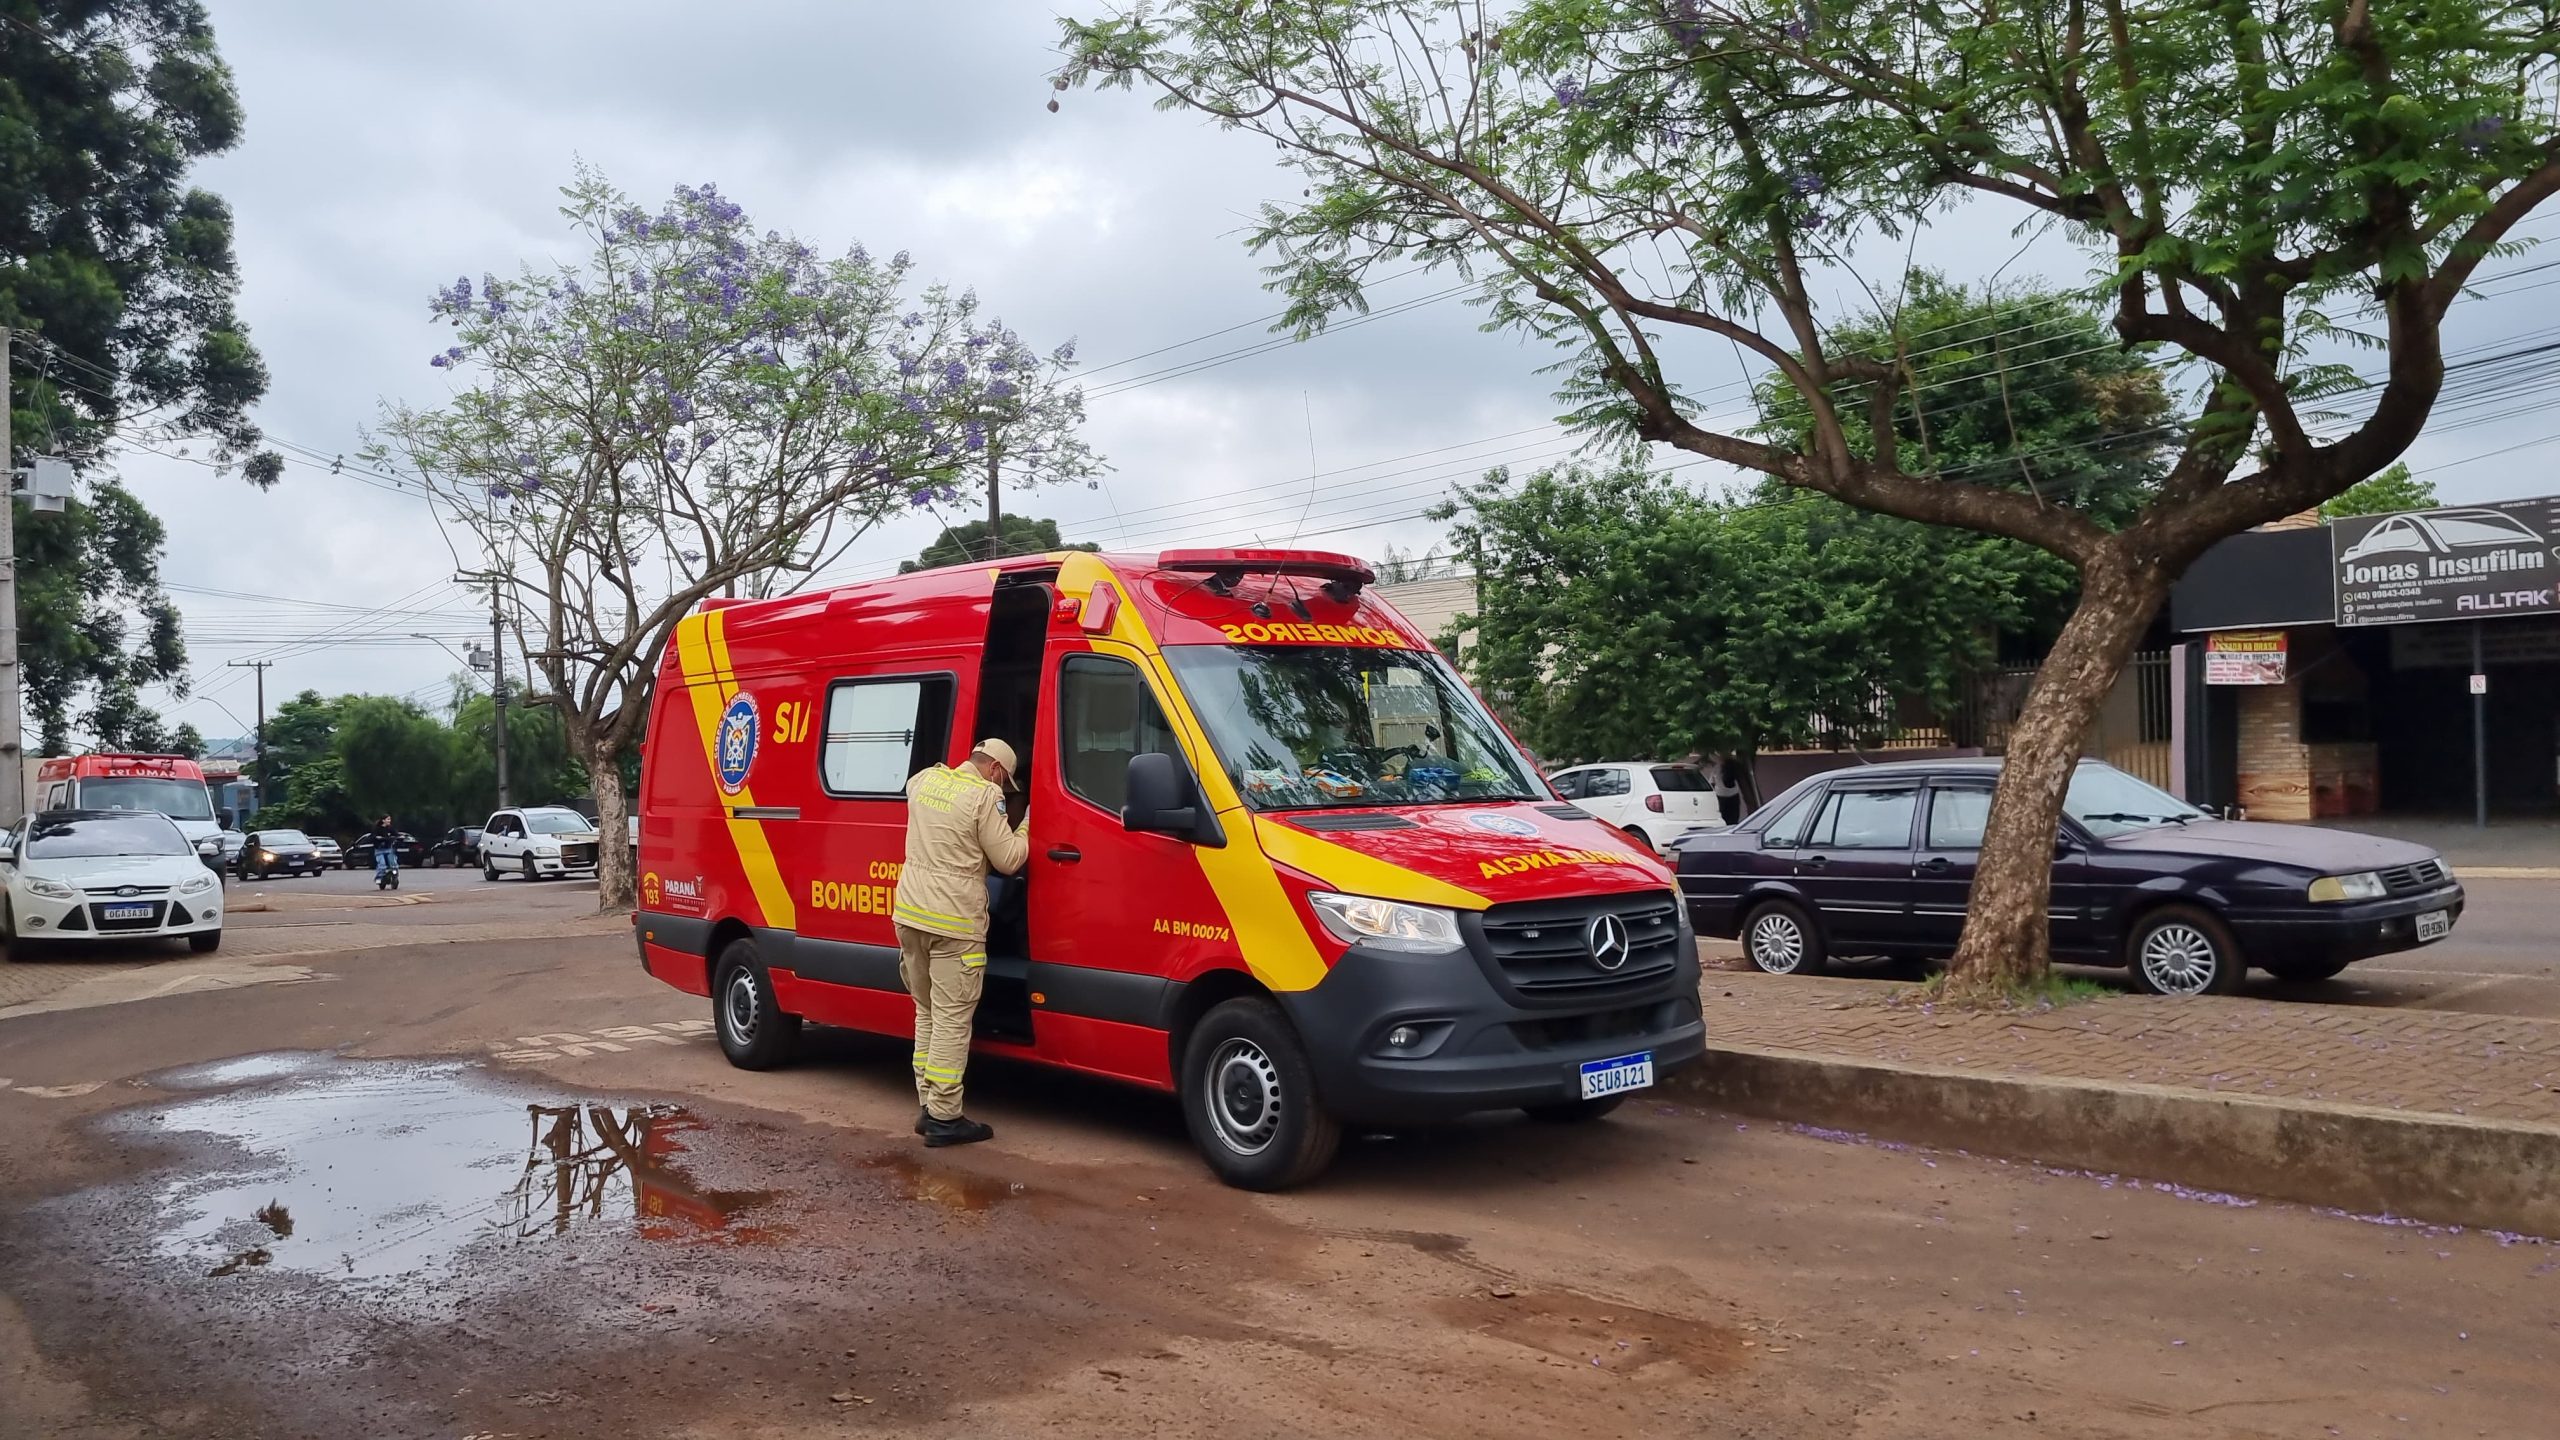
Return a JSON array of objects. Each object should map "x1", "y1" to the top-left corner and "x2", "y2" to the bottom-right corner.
[
  {"x1": 820, "y1": 675, "x2": 955, "y2": 797},
  {"x1": 1058, "y1": 655, "x2": 1181, "y2": 814}
]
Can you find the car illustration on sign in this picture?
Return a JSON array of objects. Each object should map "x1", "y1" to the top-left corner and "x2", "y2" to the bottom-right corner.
[{"x1": 2337, "y1": 508, "x2": 2545, "y2": 563}]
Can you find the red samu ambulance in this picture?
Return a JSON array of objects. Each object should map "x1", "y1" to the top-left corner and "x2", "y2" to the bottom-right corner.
[
  {"x1": 33, "y1": 753, "x2": 223, "y2": 851},
  {"x1": 635, "y1": 547, "x2": 1705, "y2": 1188}
]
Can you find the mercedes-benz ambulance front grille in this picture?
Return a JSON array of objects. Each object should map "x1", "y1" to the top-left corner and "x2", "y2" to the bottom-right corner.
[{"x1": 1473, "y1": 893, "x2": 1683, "y2": 1000}]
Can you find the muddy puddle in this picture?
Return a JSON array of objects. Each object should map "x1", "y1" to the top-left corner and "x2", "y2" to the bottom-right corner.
[
  {"x1": 0, "y1": 1054, "x2": 1307, "y2": 1437},
  {"x1": 116, "y1": 1056, "x2": 783, "y2": 1288}
]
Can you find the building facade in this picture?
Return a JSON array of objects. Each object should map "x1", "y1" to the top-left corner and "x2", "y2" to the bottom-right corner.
[{"x1": 2168, "y1": 497, "x2": 2560, "y2": 821}]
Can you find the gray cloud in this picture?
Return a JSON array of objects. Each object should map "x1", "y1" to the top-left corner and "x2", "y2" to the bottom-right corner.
[{"x1": 119, "y1": 1, "x2": 2560, "y2": 739}]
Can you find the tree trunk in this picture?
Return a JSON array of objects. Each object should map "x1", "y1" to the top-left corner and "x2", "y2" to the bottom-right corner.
[
  {"x1": 1947, "y1": 562, "x2": 2168, "y2": 990},
  {"x1": 587, "y1": 739, "x2": 636, "y2": 912}
]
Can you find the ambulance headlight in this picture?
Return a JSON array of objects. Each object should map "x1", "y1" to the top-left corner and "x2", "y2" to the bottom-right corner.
[{"x1": 1307, "y1": 892, "x2": 1464, "y2": 954}]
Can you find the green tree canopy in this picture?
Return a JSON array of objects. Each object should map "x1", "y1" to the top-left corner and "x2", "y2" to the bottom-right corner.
[
  {"x1": 2321, "y1": 462, "x2": 2437, "y2": 520},
  {"x1": 12, "y1": 482, "x2": 187, "y2": 752},
  {"x1": 1752, "y1": 276, "x2": 2173, "y2": 532},
  {"x1": 5, "y1": 0, "x2": 282, "y2": 755},
  {"x1": 1454, "y1": 461, "x2": 2059, "y2": 772},
  {"x1": 902, "y1": 513, "x2": 1098, "y2": 572},
  {"x1": 333, "y1": 696, "x2": 456, "y2": 826},
  {"x1": 3, "y1": 0, "x2": 277, "y2": 478},
  {"x1": 447, "y1": 693, "x2": 583, "y2": 819},
  {"x1": 1062, "y1": 0, "x2": 2560, "y2": 988}
]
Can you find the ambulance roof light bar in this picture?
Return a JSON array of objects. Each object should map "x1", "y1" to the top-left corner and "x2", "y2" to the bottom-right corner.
[{"x1": 1155, "y1": 549, "x2": 1377, "y2": 604}]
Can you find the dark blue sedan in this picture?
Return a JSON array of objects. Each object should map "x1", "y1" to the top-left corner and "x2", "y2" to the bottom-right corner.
[{"x1": 1674, "y1": 759, "x2": 2464, "y2": 996}]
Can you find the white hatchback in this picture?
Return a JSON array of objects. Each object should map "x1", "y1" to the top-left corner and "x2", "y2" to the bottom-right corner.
[
  {"x1": 1547, "y1": 762, "x2": 1729, "y2": 853},
  {"x1": 480, "y1": 806, "x2": 603, "y2": 880},
  {"x1": 0, "y1": 810, "x2": 224, "y2": 953}
]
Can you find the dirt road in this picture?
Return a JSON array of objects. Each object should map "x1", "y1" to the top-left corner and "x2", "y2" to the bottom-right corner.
[{"x1": 1, "y1": 926, "x2": 2550, "y2": 1439}]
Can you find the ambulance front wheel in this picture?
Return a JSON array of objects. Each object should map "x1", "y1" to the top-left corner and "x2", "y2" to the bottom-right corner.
[
  {"x1": 1181, "y1": 997, "x2": 1341, "y2": 1191},
  {"x1": 713, "y1": 938, "x2": 800, "y2": 1071}
]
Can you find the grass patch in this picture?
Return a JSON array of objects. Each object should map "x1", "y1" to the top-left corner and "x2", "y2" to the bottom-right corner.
[{"x1": 1885, "y1": 970, "x2": 2117, "y2": 1013}]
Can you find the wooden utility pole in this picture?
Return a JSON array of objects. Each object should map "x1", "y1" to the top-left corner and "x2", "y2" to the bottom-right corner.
[
  {"x1": 227, "y1": 660, "x2": 271, "y2": 816},
  {"x1": 0, "y1": 327, "x2": 20, "y2": 826},
  {"x1": 490, "y1": 584, "x2": 511, "y2": 809}
]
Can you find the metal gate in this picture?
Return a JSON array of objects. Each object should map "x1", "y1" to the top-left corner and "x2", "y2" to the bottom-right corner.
[{"x1": 1975, "y1": 652, "x2": 2173, "y2": 789}]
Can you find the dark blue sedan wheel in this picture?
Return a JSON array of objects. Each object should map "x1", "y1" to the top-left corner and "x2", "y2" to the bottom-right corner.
[
  {"x1": 2126, "y1": 905, "x2": 2244, "y2": 997},
  {"x1": 1743, "y1": 900, "x2": 1826, "y2": 977}
]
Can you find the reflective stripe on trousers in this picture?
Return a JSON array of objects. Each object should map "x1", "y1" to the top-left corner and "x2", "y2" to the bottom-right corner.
[{"x1": 896, "y1": 923, "x2": 985, "y2": 1122}]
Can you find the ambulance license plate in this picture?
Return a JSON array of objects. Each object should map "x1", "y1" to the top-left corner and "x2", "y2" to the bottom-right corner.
[
  {"x1": 1578, "y1": 1051, "x2": 1654, "y2": 1101},
  {"x1": 2416, "y1": 909, "x2": 2452, "y2": 943},
  {"x1": 100, "y1": 903, "x2": 153, "y2": 922}
]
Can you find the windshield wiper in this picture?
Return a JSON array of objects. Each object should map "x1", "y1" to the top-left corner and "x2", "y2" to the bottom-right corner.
[{"x1": 2078, "y1": 811, "x2": 2182, "y2": 826}]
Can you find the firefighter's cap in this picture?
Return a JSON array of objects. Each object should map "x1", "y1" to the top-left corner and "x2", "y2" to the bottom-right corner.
[{"x1": 973, "y1": 738, "x2": 1020, "y2": 790}]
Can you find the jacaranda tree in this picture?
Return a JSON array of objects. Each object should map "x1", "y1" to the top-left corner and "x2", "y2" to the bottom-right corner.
[
  {"x1": 372, "y1": 170, "x2": 1092, "y2": 909},
  {"x1": 1061, "y1": 1, "x2": 2560, "y2": 990}
]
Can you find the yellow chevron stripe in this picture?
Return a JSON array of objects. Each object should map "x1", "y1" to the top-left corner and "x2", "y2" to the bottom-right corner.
[
  {"x1": 673, "y1": 608, "x2": 797, "y2": 931},
  {"x1": 1054, "y1": 553, "x2": 1333, "y2": 993},
  {"x1": 1252, "y1": 816, "x2": 1488, "y2": 911}
]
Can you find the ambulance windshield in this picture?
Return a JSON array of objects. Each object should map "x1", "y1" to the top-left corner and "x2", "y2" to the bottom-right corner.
[
  {"x1": 1165, "y1": 645, "x2": 1543, "y2": 811},
  {"x1": 78, "y1": 776, "x2": 215, "y2": 822}
]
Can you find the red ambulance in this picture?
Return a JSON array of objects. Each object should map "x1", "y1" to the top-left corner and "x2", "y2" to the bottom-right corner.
[
  {"x1": 634, "y1": 547, "x2": 1705, "y2": 1188},
  {"x1": 32, "y1": 753, "x2": 223, "y2": 852}
]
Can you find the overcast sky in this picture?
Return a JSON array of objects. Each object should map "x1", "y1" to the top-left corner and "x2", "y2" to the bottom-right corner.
[{"x1": 110, "y1": 1, "x2": 2560, "y2": 743}]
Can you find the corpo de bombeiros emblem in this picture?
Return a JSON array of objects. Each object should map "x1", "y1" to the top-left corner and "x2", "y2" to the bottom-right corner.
[{"x1": 716, "y1": 694, "x2": 759, "y2": 793}]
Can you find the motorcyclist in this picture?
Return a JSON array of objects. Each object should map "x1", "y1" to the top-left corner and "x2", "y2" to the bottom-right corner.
[{"x1": 368, "y1": 817, "x2": 401, "y2": 885}]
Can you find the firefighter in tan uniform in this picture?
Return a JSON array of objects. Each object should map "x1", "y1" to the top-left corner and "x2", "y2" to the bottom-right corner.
[{"x1": 892, "y1": 739, "x2": 1030, "y2": 1147}]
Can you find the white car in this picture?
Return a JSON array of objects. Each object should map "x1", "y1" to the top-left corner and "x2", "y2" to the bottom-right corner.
[
  {"x1": 480, "y1": 806, "x2": 603, "y2": 880},
  {"x1": 0, "y1": 810, "x2": 224, "y2": 954},
  {"x1": 1546, "y1": 762, "x2": 1728, "y2": 852}
]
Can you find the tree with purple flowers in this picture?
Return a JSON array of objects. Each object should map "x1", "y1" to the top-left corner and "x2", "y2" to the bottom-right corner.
[
  {"x1": 370, "y1": 169, "x2": 1092, "y2": 909},
  {"x1": 1061, "y1": 1, "x2": 2560, "y2": 995}
]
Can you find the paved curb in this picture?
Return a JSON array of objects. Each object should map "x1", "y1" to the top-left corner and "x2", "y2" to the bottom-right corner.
[
  {"x1": 2457, "y1": 866, "x2": 2560, "y2": 879},
  {"x1": 1673, "y1": 1044, "x2": 2560, "y2": 1236}
]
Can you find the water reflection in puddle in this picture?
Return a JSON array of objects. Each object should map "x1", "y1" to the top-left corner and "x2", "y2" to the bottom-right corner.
[
  {"x1": 121, "y1": 1059, "x2": 780, "y2": 1283},
  {"x1": 862, "y1": 1152, "x2": 1028, "y2": 1216},
  {"x1": 153, "y1": 1051, "x2": 339, "y2": 1090}
]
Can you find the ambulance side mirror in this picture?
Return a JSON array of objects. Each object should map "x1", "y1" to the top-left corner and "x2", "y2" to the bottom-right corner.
[{"x1": 1123, "y1": 751, "x2": 1225, "y2": 847}]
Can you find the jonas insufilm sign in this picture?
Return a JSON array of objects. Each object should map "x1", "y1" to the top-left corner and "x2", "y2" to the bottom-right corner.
[{"x1": 2330, "y1": 495, "x2": 2560, "y2": 627}]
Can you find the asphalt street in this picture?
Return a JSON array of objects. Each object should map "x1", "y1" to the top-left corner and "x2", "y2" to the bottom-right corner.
[{"x1": 0, "y1": 882, "x2": 2553, "y2": 1438}]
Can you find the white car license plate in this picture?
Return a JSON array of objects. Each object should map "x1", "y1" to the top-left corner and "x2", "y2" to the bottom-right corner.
[
  {"x1": 1579, "y1": 1051, "x2": 1654, "y2": 1100},
  {"x1": 100, "y1": 903, "x2": 153, "y2": 922},
  {"x1": 2416, "y1": 909, "x2": 2452, "y2": 943}
]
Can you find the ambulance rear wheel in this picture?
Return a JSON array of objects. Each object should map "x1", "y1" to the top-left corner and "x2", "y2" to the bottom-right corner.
[
  {"x1": 713, "y1": 938, "x2": 800, "y2": 1071},
  {"x1": 1181, "y1": 998, "x2": 1339, "y2": 1191}
]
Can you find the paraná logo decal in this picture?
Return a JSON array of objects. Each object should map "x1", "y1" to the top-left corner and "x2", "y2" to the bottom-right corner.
[
  {"x1": 716, "y1": 694, "x2": 759, "y2": 793},
  {"x1": 1465, "y1": 812, "x2": 1540, "y2": 838}
]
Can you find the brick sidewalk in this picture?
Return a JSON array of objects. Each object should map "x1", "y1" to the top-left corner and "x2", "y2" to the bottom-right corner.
[{"x1": 1704, "y1": 972, "x2": 2560, "y2": 1126}]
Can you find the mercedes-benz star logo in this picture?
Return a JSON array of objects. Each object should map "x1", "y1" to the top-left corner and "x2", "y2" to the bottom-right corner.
[{"x1": 1585, "y1": 913, "x2": 1631, "y2": 971}]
